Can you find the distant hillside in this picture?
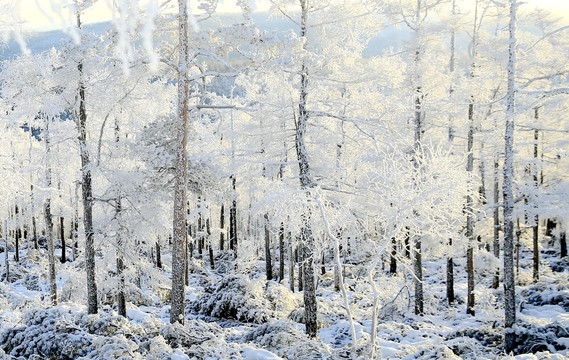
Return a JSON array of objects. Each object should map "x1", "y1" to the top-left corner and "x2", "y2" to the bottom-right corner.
[{"x1": 1, "y1": 12, "x2": 409, "y2": 61}]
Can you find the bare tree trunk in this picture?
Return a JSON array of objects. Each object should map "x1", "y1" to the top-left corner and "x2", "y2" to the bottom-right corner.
[
  {"x1": 293, "y1": 0, "x2": 317, "y2": 338},
  {"x1": 207, "y1": 218, "x2": 214, "y2": 269},
  {"x1": 14, "y1": 206, "x2": 19, "y2": 263},
  {"x1": 447, "y1": 239, "x2": 455, "y2": 304},
  {"x1": 156, "y1": 237, "x2": 162, "y2": 269},
  {"x1": 219, "y1": 204, "x2": 225, "y2": 251},
  {"x1": 297, "y1": 246, "x2": 303, "y2": 292},
  {"x1": 75, "y1": 12, "x2": 98, "y2": 315},
  {"x1": 289, "y1": 243, "x2": 295, "y2": 292},
  {"x1": 503, "y1": 0, "x2": 518, "y2": 351},
  {"x1": 532, "y1": 115, "x2": 539, "y2": 281},
  {"x1": 229, "y1": 176, "x2": 237, "y2": 253},
  {"x1": 492, "y1": 156, "x2": 500, "y2": 289},
  {"x1": 390, "y1": 237, "x2": 397, "y2": 275},
  {"x1": 466, "y1": 99, "x2": 475, "y2": 316},
  {"x1": 560, "y1": 231, "x2": 567, "y2": 258},
  {"x1": 43, "y1": 117, "x2": 57, "y2": 305},
  {"x1": 170, "y1": 0, "x2": 190, "y2": 325},
  {"x1": 197, "y1": 200, "x2": 203, "y2": 256},
  {"x1": 264, "y1": 214, "x2": 272, "y2": 280},
  {"x1": 413, "y1": 235, "x2": 423, "y2": 316},
  {"x1": 60, "y1": 217, "x2": 66, "y2": 263},
  {"x1": 4, "y1": 220, "x2": 9, "y2": 283},
  {"x1": 279, "y1": 224, "x2": 285, "y2": 281}
]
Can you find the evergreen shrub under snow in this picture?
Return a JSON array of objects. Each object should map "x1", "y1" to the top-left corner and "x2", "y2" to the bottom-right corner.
[{"x1": 190, "y1": 274, "x2": 274, "y2": 323}]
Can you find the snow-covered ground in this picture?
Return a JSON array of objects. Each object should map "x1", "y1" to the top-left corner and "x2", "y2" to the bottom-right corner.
[{"x1": 0, "y1": 237, "x2": 568, "y2": 359}]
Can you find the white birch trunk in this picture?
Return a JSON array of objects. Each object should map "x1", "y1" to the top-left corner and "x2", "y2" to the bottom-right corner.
[
  {"x1": 503, "y1": 0, "x2": 518, "y2": 352},
  {"x1": 170, "y1": 0, "x2": 190, "y2": 324}
]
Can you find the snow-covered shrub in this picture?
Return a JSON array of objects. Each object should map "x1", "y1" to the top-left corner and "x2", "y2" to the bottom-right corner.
[
  {"x1": 0, "y1": 308, "x2": 93, "y2": 359},
  {"x1": 514, "y1": 322, "x2": 569, "y2": 354},
  {"x1": 161, "y1": 320, "x2": 218, "y2": 348},
  {"x1": 523, "y1": 284, "x2": 569, "y2": 311},
  {"x1": 22, "y1": 272, "x2": 42, "y2": 291},
  {"x1": 0, "y1": 307, "x2": 157, "y2": 360},
  {"x1": 265, "y1": 281, "x2": 300, "y2": 317},
  {"x1": 239, "y1": 320, "x2": 331, "y2": 359},
  {"x1": 190, "y1": 275, "x2": 272, "y2": 323},
  {"x1": 446, "y1": 325, "x2": 502, "y2": 358},
  {"x1": 88, "y1": 334, "x2": 142, "y2": 360},
  {"x1": 162, "y1": 320, "x2": 244, "y2": 359}
]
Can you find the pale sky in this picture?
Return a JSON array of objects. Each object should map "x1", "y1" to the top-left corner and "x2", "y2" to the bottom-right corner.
[{"x1": 16, "y1": 0, "x2": 569, "y2": 32}]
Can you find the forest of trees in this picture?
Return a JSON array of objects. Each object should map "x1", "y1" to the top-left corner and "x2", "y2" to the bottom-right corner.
[{"x1": 1, "y1": 0, "x2": 569, "y2": 359}]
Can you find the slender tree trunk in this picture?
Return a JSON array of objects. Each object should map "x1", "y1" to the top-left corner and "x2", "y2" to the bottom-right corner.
[
  {"x1": 170, "y1": 0, "x2": 190, "y2": 325},
  {"x1": 14, "y1": 206, "x2": 19, "y2": 263},
  {"x1": 413, "y1": 79, "x2": 424, "y2": 316},
  {"x1": 75, "y1": 13, "x2": 98, "y2": 315},
  {"x1": 197, "y1": 201, "x2": 203, "y2": 256},
  {"x1": 447, "y1": 239, "x2": 455, "y2": 304},
  {"x1": 560, "y1": 232, "x2": 567, "y2": 258},
  {"x1": 207, "y1": 218, "x2": 214, "y2": 269},
  {"x1": 279, "y1": 224, "x2": 285, "y2": 282},
  {"x1": 503, "y1": 1, "x2": 518, "y2": 352},
  {"x1": 466, "y1": 99, "x2": 475, "y2": 316},
  {"x1": 4, "y1": 220, "x2": 9, "y2": 283},
  {"x1": 43, "y1": 117, "x2": 57, "y2": 305},
  {"x1": 289, "y1": 243, "x2": 295, "y2": 292},
  {"x1": 413, "y1": 235, "x2": 423, "y2": 316},
  {"x1": 229, "y1": 176, "x2": 237, "y2": 253},
  {"x1": 532, "y1": 117, "x2": 539, "y2": 281},
  {"x1": 219, "y1": 204, "x2": 225, "y2": 251},
  {"x1": 60, "y1": 217, "x2": 66, "y2": 263},
  {"x1": 294, "y1": 0, "x2": 317, "y2": 338},
  {"x1": 492, "y1": 156, "x2": 501, "y2": 289},
  {"x1": 264, "y1": 214, "x2": 272, "y2": 280},
  {"x1": 297, "y1": 246, "x2": 303, "y2": 292},
  {"x1": 389, "y1": 237, "x2": 397, "y2": 275},
  {"x1": 156, "y1": 237, "x2": 162, "y2": 268}
]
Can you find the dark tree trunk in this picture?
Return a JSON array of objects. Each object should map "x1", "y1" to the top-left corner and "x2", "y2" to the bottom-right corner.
[
  {"x1": 447, "y1": 238, "x2": 455, "y2": 304},
  {"x1": 560, "y1": 232, "x2": 567, "y2": 258},
  {"x1": 492, "y1": 156, "x2": 500, "y2": 289},
  {"x1": 546, "y1": 219, "x2": 556, "y2": 237},
  {"x1": 229, "y1": 176, "x2": 237, "y2": 253},
  {"x1": 466, "y1": 99, "x2": 475, "y2": 316},
  {"x1": 60, "y1": 217, "x2": 66, "y2": 263},
  {"x1": 220, "y1": 204, "x2": 225, "y2": 251},
  {"x1": 197, "y1": 204, "x2": 203, "y2": 256},
  {"x1": 414, "y1": 236, "x2": 423, "y2": 316},
  {"x1": 207, "y1": 218, "x2": 214, "y2": 270},
  {"x1": 14, "y1": 227, "x2": 19, "y2": 263},
  {"x1": 4, "y1": 220, "x2": 9, "y2": 283},
  {"x1": 404, "y1": 230, "x2": 410, "y2": 259},
  {"x1": 14, "y1": 205, "x2": 19, "y2": 263},
  {"x1": 297, "y1": 246, "x2": 303, "y2": 292},
  {"x1": 156, "y1": 237, "x2": 162, "y2": 269},
  {"x1": 264, "y1": 214, "x2": 272, "y2": 280},
  {"x1": 532, "y1": 123, "x2": 539, "y2": 281},
  {"x1": 279, "y1": 224, "x2": 285, "y2": 281},
  {"x1": 289, "y1": 243, "x2": 295, "y2": 292},
  {"x1": 321, "y1": 252, "x2": 325, "y2": 275}
]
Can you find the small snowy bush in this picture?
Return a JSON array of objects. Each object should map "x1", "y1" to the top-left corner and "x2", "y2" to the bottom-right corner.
[
  {"x1": 240, "y1": 320, "x2": 330, "y2": 359},
  {"x1": 190, "y1": 275, "x2": 272, "y2": 323}
]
